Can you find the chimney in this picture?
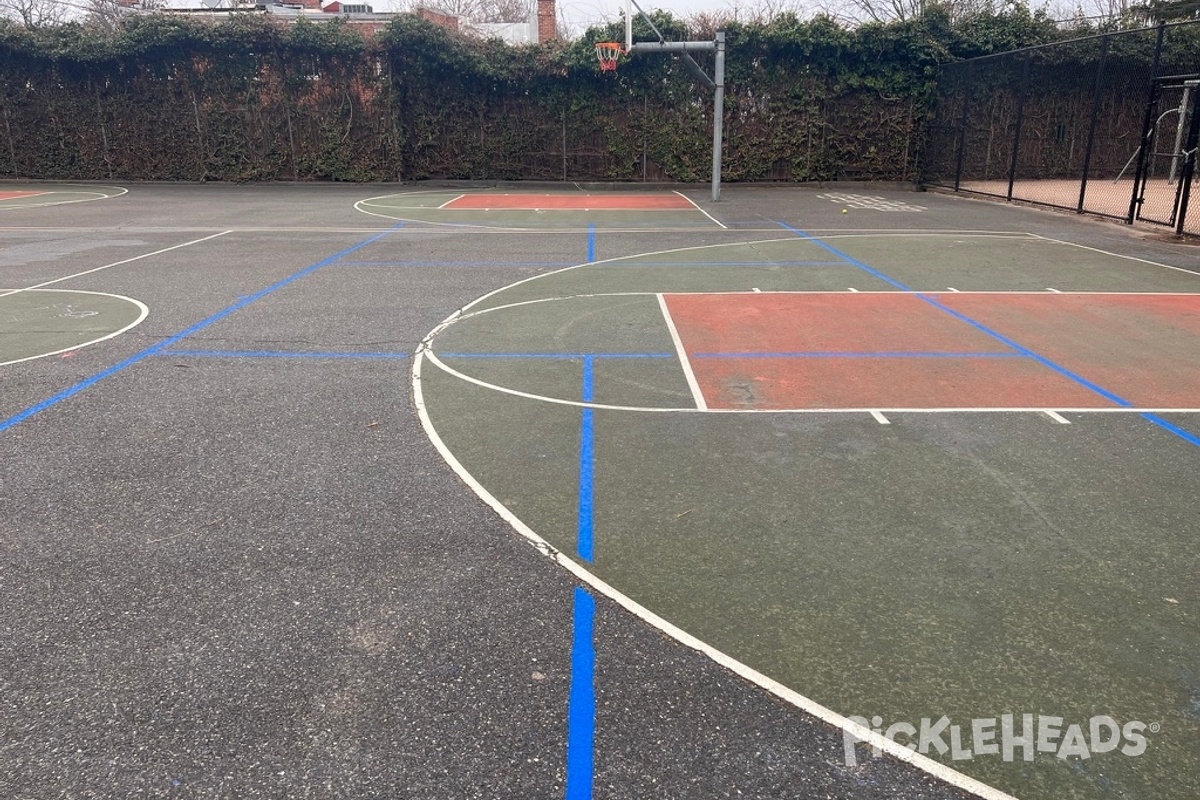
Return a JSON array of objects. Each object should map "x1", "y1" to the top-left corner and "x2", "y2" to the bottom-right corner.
[{"x1": 537, "y1": 0, "x2": 556, "y2": 43}]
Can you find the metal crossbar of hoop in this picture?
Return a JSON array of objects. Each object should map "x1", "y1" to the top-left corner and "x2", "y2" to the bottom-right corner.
[{"x1": 596, "y1": 0, "x2": 726, "y2": 202}]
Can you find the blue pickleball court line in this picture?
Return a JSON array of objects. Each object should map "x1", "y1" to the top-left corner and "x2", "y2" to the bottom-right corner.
[
  {"x1": 564, "y1": 587, "x2": 596, "y2": 800},
  {"x1": 691, "y1": 351, "x2": 1024, "y2": 359},
  {"x1": 160, "y1": 350, "x2": 410, "y2": 360},
  {"x1": 0, "y1": 225, "x2": 403, "y2": 434}
]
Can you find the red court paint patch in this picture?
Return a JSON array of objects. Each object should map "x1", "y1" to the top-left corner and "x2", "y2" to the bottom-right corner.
[
  {"x1": 938, "y1": 293, "x2": 1200, "y2": 408},
  {"x1": 693, "y1": 355, "x2": 1111, "y2": 410},
  {"x1": 0, "y1": 191, "x2": 47, "y2": 200},
  {"x1": 665, "y1": 293, "x2": 1012, "y2": 355},
  {"x1": 443, "y1": 193, "x2": 693, "y2": 210},
  {"x1": 663, "y1": 292, "x2": 1200, "y2": 410}
]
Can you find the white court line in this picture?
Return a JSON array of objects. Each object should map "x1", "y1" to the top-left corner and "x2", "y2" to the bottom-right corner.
[
  {"x1": 1044, "y1": 411, "x2": 1071, "y2": 424},
  {"x1": 379, "y1": 204, "x2": 717, "y2": 214},
  {"x1": 446, "y1": 290, "x2": 1200, "y2": 331},
  {"x1": 0, "y1": 289, "x2": 149, "y2": 366},
  {"x1": 0, "y1": 192, "x2": 100, "y2": 210},
  {"x1": 870, "y1": 410, "x2": 891, "y2": 424},
  {"x1": 355, "y1": 190, "x2": 724, "y2": 231},
  {"x1": 818, "y1": 231, "x2": 1034, "y2": 240},
  {"x1": 1030, "y1": 233, "x2": 1200, "y2": 277},
  {"x1": 414, "y1": 233, "x2": 1193, "y2": 799},
  {"x1": 416, "y1": 233, "x2": 1200, "y2": 414},
  {"x1": 0, "y1": 184, "x2": 128, "y2": 210},
  {"x1": 356, "y1": 200, "x2": 1047, "y2": 236},
  {"x1": 356, "y1": 195, "x2": 1030, "y2": 239},
  {"x1": 672, "y1": 190, "x2": 728, "y2": 229},
  {"x1": 353, "y1": 203, "x2": 732, "y2": 233},
  {"x1": 432, "y1": 288, "x2": 1200, "y2": 412},
  {"x1": 1047, "y1": 288, "x2": 1062, "y2": 293},
  {"x1": 657, "y1": 293, "x2": 708, "y2": 411},
  {"x1": 0, "y1": 231, "x2": 232, "y2": 300},
  {"x1": 412, "y1": 347, "x2": 1021, "y2": 800},
  {"x1": 426, "y1": 351, "x2": 1200, "y2": 415},
  {"x1": 360, "y1": 189, "x2": 728, "y2": 229},
  {"x1": 444, "y1": 238, "x2": 823, "y2": 319}
]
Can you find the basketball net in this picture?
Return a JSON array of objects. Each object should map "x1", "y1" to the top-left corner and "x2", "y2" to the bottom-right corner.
[{"x1": 594, "y1": 42, "x2": 624, "y2": 73}]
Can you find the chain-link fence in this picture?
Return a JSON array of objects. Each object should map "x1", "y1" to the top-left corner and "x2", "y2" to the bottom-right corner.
[{"x1": 922, "y1": 21, "x2": 1200, "y2": 236}]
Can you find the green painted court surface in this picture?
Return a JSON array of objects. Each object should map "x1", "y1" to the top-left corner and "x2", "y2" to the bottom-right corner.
[
  {"x1": 0, "y1": 289, "x2": 146, "y2": 364},
  {"x1": 3, "y1": 184, "x2": 1198, "y2": 800},
  {"x1": 416, "y1": 205, "x2": 1200, "y2": 800}
]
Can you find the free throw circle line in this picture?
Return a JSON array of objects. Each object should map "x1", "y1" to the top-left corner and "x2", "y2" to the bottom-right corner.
[
  {"x1": 445, "y1": 231, "x2": 1086, "y2": 321},
  {"x1": 425, "y1": 349, "x2": 1199, "y2": 415},
  {"x1": 0, "y1": 184, "x2": 128, "y2": 209},
  {"x1": 0, "y1": 288, "x2": 149, "y2": 366}
]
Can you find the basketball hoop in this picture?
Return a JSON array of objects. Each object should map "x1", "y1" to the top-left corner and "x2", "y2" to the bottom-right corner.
[{"x1": 594, "y1": 42, "x2": 624, "y2": 73}]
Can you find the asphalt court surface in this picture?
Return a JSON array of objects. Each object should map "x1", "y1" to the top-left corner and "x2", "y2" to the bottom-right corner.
[{"x1": 2, "y1": 182, "x2": 1198, "y2": 800}]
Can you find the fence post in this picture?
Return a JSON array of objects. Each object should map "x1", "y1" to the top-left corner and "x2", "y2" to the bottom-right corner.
[
  {"x1": 1077, "y1": 35, "x2": 1109, "y2": 213},
  {"x1": 1006, "y1": 51, "x2": 1031, "y2": 201},
  {"x1": 1174, "y1": 86, "x2": 1200, "y2": 236},
  {"x1": 1129, "y1": 22, "x2": 1167, "y2": 223}
]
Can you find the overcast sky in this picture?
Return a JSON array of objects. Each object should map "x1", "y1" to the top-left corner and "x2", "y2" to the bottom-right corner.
[
  {"x1": 142, "y1": 0, "x2": 830, "y2": 40},
  {"x1": 555, "y1": 0, "x2": 701, "y2": 36}
]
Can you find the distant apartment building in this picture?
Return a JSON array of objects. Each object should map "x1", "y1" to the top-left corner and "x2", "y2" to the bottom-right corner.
[{"x1": 418, "y1": 0, "x2": 557, "y2": 45}]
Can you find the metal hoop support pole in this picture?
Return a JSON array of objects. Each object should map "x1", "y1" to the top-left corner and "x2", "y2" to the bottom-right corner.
[
  {"x1": 712, "y1": 32, "x2": 726, "y2": 202},
  {"x1": 629, "y1": 35, "x2": 726, "y2": 201}
]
